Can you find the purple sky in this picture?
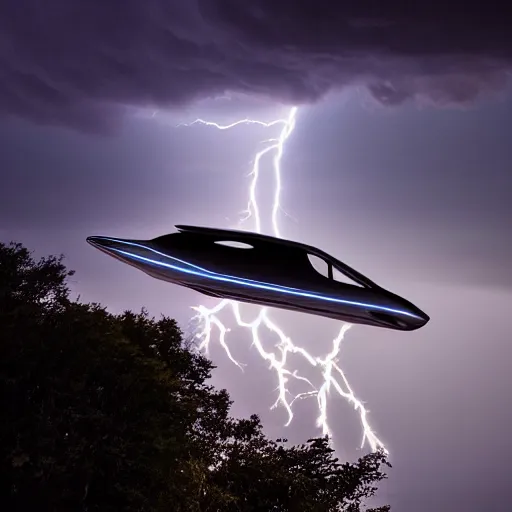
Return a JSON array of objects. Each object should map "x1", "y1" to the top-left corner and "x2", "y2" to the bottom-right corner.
[{"x1": 1, "y1": 2, "x2": 512, "y2": 510}]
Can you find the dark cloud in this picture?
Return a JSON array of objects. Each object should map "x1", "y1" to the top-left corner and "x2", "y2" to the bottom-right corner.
[{"x1": 1, "y1": 0, "x2": 512, "y2": 130}]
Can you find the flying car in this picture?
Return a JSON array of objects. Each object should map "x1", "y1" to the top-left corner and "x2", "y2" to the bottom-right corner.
[{"x1": 86, "y1": 225, "x2": 429, "y2": 331}]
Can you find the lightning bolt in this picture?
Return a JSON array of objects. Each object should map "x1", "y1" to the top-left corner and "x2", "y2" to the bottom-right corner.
[{"x1": 179, "y1": 107, "x2": 387, "y2": 454}]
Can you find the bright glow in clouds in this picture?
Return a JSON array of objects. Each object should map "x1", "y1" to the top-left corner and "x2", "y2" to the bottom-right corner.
[{"x1": 179, "y1": 108, "x2": 388, "y2": 454}]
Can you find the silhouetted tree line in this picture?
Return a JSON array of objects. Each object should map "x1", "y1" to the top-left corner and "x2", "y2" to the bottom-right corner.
[{"x1": 0, "y1": 241, "x2": 391, "y2": 511}]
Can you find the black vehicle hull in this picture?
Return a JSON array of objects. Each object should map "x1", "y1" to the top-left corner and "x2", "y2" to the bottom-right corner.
[{"x1": 87, "y1": 225, "x2": 430, "y2": 332}]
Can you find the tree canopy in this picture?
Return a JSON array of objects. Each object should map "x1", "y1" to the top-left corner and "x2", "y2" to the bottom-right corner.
[{"x1": 0, "y1": 241, "x2": 391, "y2": 511}]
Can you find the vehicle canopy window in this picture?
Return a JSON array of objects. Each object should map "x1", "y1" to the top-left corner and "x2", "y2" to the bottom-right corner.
[
  {"x1": 213, "y1": 240, "x2": 254, "y2": 249},
  {"x1": 208, "y1": 239, "x2": 315, "y2": 278},
  {"x1": 198, "y1": 236, "x2": 302, "y2": 276}
]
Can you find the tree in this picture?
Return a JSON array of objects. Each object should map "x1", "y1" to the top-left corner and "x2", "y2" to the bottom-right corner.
[{"x1": 0, "y1": 241, "x2": 391, "y2": 511}]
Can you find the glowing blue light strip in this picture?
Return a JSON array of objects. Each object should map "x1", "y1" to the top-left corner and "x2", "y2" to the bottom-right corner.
[{"x1": 95, "y1": 237, "x2": 422, "y2": 320}]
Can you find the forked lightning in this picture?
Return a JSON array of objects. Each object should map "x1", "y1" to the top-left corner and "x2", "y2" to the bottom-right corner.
[{"x1": 180, "y1": 108, "x2": 387, "y2": 453}]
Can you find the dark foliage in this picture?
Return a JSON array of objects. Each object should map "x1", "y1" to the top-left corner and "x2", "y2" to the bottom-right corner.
[{"x1": 0, "y1": 241, "x2": 390, "y2": 511}]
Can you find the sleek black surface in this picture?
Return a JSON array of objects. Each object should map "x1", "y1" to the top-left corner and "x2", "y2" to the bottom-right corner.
[{"x1": 87, "y1": 225, "x2": 430, "y2": 331}]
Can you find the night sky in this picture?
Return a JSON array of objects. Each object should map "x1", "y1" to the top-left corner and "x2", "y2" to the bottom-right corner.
[{"x1": 1, "y1": 2, "x2": 512, "y2": 510}]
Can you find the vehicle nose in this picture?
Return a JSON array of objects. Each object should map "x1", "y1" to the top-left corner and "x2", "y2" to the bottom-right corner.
[{"x1": 408, "y1": 306, "x2": 430, "y2": 330}]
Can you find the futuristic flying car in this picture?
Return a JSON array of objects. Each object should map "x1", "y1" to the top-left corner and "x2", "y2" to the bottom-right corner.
[{"x1": 86, "y1": 225, "x2": 429, "y2": 331}]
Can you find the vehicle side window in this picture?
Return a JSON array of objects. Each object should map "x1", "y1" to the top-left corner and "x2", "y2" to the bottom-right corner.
[
  {"x1": 307, "y1": 254, "x2": 331, "y2": 279},
  {"x1": 331, "y1": 266, "x2": 363, "y2": 286},
  {"x1": 307, "y1": 253, "x2": 363, "y2": 286}
]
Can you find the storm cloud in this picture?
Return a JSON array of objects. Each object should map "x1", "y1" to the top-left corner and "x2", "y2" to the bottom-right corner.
[{"x1": 1, "y1": 0, "x2": 511, "y2": 130}]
